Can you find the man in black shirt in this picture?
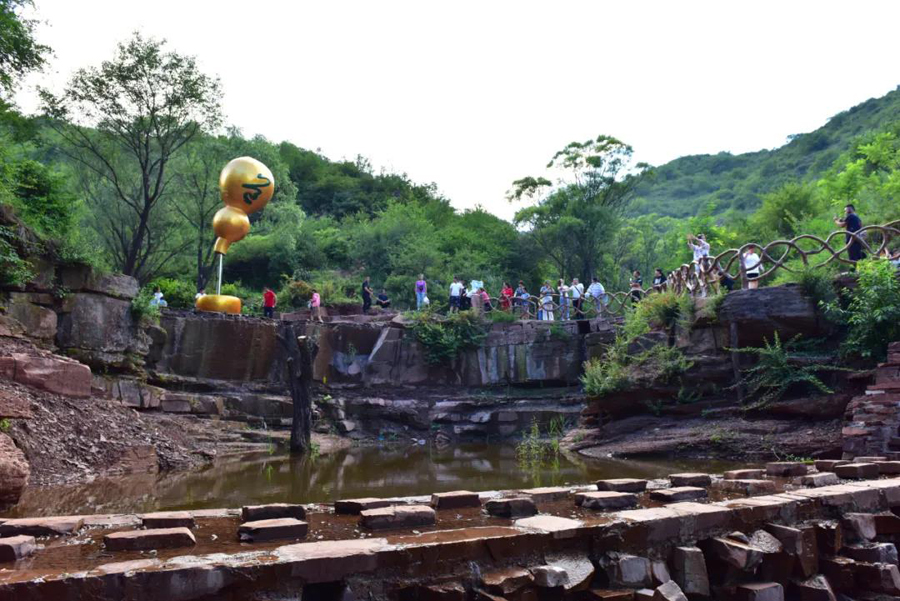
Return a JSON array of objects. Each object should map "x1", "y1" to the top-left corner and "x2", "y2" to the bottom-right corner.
[
  {"x1": 375, "y1": 289, "x2": 391, "y2": 310},
  {"x1": 361, "y1": 277, "x2": 373, "y2": 314},
  {"x1": 835, "y1": 204, "x2": 865, "y2": 262}
]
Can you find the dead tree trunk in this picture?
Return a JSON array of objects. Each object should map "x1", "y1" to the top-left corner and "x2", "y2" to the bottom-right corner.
[{"x1": 278, "y1": 327, "x2": 316, "y2": 454}]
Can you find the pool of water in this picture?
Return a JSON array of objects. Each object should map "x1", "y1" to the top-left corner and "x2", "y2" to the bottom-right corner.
[{"x1": 3, "y1": 443, "x2": 746, "y2": 517}]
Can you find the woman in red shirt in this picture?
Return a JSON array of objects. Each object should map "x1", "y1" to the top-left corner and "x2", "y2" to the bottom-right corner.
[{"x1": 499, "y1": 282, "x2": 513, "y2": 311}]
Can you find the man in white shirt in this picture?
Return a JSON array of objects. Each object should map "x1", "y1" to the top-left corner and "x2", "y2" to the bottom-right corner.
[
  {"x1": 687, "y1": 233, "x2": 711, "y2": 296},
  {"x1": 570, "y1": 278, "x2": 585, "y2": 317},
  {"x1": 586, "y1": 277, "x2": 606, "y2": 313},
  {"x1": 448, "y1": 277, "x2": 464, "y2": 313}
]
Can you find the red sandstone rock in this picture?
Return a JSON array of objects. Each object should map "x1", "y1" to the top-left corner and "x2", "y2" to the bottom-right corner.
[
  {"x1": 766, "y1": 462, "x2": 808, "y2": 477},
  {"x1": 238, "y1": 518, "x2": 308, "y2": 542},
  {"x1": 0, "y1": 515, "x2": 83, "y2": 536},
  {"x1": 513, "y1": 514, "x2": 582, "y2": 536},
  {"x1": 668, "y1": 473, "x2": 711, "y2": 487},
  {"x1": 723, "y1": 469, "x2": 764, "y2": 480},
  {"x1": 835, "y1": 462, "x2": 879, "y2": 479},
  {"x1": 649, "y1": 487, "x2": 707, "y2": 502},
  {"x1": 790, "y1": 574, "x2": 836, "y2": 601},
  {"x1": 419, "y1": 582, "x2": 467, "y2": 601},
  {"x1": 8, "y1": 352, "x2": 91, "y2": 397},
  {"x1": 334, "y1": 497, "x2": 393, "y2": 514},
  {"x1": 797, "y1": 472, "x2": 840, "y2": 487},
  {"x1": 359, "y1": 505, "x2": 435, "y2": 530},
  {"x1": 430, "y1": 490, "x2": 480, "y2": 509},
  {"x1": 875, "y1": 512, "x2": 900, "y2": 535},
  {"x1": 104, "y1": 527, "x2": 196, "y2": 551},
  {"x1": 0, "y1": 432, "x2": 29, "y2": 505},
  {"x1": 764, "y1": 523, "x2": 818, "y2": 577},
  {"x1": 819, "y1": 556, "x2": 855, "y2": 593},
  {"x1": 856, "y1": 456, "x2": 888, "y2": 462},
  {"x1": 854, "y1": 561, "x2": 900, "y2": 594},
  {"x1": 481, "y1": 567, "x2": 533, "y2": 595},
  {"x1": 634, "y1": 590, "x2": 655, "y2": 601},
  {"x1": 0, "y1": 535, "x2": 35, "y2": 561},
  {"x1": 93, "y1": 558, "x2": 162, "y2": 574},
  {"x1": 671, "y1": 546, "x2": 709, "y2": 596},
  {"x1": 546, "y1": 552, "x2": 595, "y2": 591},
  {"x1": 843, "y1": 542, "x2": 898, "y2": 564},
  {"x1": 736, "y1": 582, "x2": 784, "y2": 601},
  {"x1": 588, "y1": 590, "x2": 635, "y2": 600},
  {"x1": 603, "y1": 553, "x2": 653, "y2": 588},
  {"x1": 519, "y1": 486, "x2": 570, "y2": 502},
  {"x1": 713, "y1": 479, "x2": 776, "y2": 495},
  {"x1": 140, "y1": 511, "x2": 195, "y2": 529},
  {"x1": 485, "y1": 496, "x2": 537, "y2": 518},
  {"x1": 842, "y1": 513, "x2": 877, "y2": 541},
  {"x1": 0, "y1": 389, "x2": 31, "y2": 419},
  {"x1": 652, "y1": 580, "x2": 687, "y2": 601},
  {"x1": 814, "y1": 460, "x2": 848, "y2": 472},
  {"x1": 531, "y1": 565, "x2": 568, "y2": 588},
  {"x1": 876, "y1": 461, "x2": 900, "y2": 474},
  {"x1": 596, "y1": 478, "x2": 648, "y2": 493},
  {"x1": 577, "y1": 491, "x2": 639, "y2": 510},
  {"x1": 241, "y1": 503, "x2": 306, "y2": 522},
  {"x1": 703, "y1": 536, "x2": 764, "y2": 571},
  {"x1": 813, "y1": 521, "x2": 842, "y2": 555}
]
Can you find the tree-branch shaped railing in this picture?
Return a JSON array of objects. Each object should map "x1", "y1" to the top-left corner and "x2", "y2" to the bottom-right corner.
[{"x1": 480, "y1": 220, "x2": 900, "y2": 319}]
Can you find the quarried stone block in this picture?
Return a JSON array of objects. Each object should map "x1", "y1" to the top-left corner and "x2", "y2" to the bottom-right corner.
[
  {"x1": 576, "y1": 491, "x2": 639, "y2": 510},
  {"x1": 668, "y1": 473, "x2": 711, "y2": 487},
  {"x1": 519, "y1": 486, "x2": 569, "y2": 502},
  {"x1": 238, "y1": 518, "x2": 308, "y2": 542},
  {"x1": 104, "y1": 527, "x2": 196, "y2": 551},
  {"x1": 0, "y1": 535, "x2": 35, "y2": 562},
  {"x1": 649, "y1": 487, "x2": 707, "y2": 502},
  {"x1": 843, "y1": 542, "x2": 899, "y2": 564},
  {"x1": 241, "y1": 503, "x2": 306, "y2": 522},
  {"x1": 431, "y1": 490, "x2": 480, "y2": 509},
  {"x1": 797, "y1": 473, "x2": 840, "y2": 487},
  {"x1": 485, "y1": 497, "x2": 537, "y2": 518},
  {"x1": 724, "y1": 469, "x2": 764, "y2": 480},
  {"x1": 140, "y1": 511, "x2": 194, "y2": 529},
  {"x1": 0, "y1": 516, "x2": 83, "y2": 537},
  {"x1": 834, "y1": 462, "x2": 879, "y2": 479},
  {"x1": 814, "y1": 460, "x2": 848, "y2": 472},
  {"x1": 334, "y1": 497, "x2": 393, "y2": 514},
  {"x1": 360, "y1": 505, "x2": 435, "y2": 530},
  {"x1": 766, "y1": 462, "x2": 808, "y2": 477},
  {"x1": 735, "y1": 582, "x2": 784, "y2": 601},
  {"x1": 671, "y1": 546, "x2": 709, "y2": 596},
  {"x1": 713, "y1": 479, "x2": 776, "y2": 495},
  {"x1": 652, "y1": 580, "x2": 687, "y2": 600},
  {"x1": 481, "y1": 567, "x2": 533, "y2": 595},
  {"x1": 596, "y1": 478, "x2": 648, "y2": 493}
]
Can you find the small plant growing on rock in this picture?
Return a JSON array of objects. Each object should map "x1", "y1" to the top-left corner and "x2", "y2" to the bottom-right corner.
[
  {"x1": 548, "y1": 324, "x2": 570, "y2": 340},
  {"x1": 0, "y1": 418, "x2": 10, "y2": 432},
  {"x1": 730, "y1": 332, "x2": 848, "y2": 409},
  {"x1": 410, "y1": 309, "x2": 488, "y2": 365}
]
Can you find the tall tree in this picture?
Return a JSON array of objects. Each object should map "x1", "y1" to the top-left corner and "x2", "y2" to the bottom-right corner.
[
  {"x1": 509, "y1": 135, "x2": 649, "y2": 281},
  {"x1": 40, "y1": 32, "x2": 222, "y2": 283},
  {"x1": 0, "y1": 0, "x2": 49, "y2": 96}
]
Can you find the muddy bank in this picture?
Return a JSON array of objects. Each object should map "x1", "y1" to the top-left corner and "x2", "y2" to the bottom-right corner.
[{"x1": 566, "y1": 414, "x2": 842, "y2": 461}]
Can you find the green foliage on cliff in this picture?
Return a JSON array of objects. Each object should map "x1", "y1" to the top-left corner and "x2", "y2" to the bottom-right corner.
[
  {"x1": 409, "y1": 309, "x2": 488, "y2": 365},
  {"x1": 825, "y1": 258, "x2": 900, "y2": 361}
]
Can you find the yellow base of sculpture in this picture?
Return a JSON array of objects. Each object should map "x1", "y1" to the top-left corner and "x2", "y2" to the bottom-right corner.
[{"x1": 195, "y1": 294, "x2": 242, "y2": 314}]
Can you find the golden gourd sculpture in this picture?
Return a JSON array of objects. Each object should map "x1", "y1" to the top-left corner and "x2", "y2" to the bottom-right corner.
[{"x1": 195, "y1": 157, "x2": 274, "y2": 314}]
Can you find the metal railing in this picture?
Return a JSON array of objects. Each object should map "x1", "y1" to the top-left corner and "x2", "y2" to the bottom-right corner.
[{"x1": 474, "y1": 220, "x2": 900, "y2": 320}]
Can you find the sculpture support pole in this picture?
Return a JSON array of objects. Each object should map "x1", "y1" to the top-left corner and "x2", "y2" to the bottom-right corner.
[{"x1": 216, "y1": 254, "x2": 224, "y2": 296}]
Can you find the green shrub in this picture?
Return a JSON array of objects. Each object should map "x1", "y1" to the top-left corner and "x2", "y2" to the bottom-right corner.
[
  {"x1": 623, "y1": 291, "x2": 683, "y2": 341},
  {"x1": 730, "y1": 332, "x2": 848, "y2": 408},
  {"x1": 147, "y1": 278, "x2": 196, "y2": 309},
  {"x1": 0, "y1": 226, "x2": 32, "y2": 286},
  {"x1": 410, "y1": 309, "x2": 488, "y2": 364},
  {"x1": 131, "y1": 288, "x2": 160, "y2": 326},
  {"x1": 825, "y1": 258, "x2": 900, "y2": 361},
  {"x1": 489, "y1": 309, "x2": 518, "y2": 323},
  {"x1": 549, "y1": 324, "x2": 570, "y2": 340},
  {"x1": 770, "y1": 264, "x2": 837, "y2": 306},
  {"x1": 581, "y1": 338, "x2": 631, "y2": 397}
]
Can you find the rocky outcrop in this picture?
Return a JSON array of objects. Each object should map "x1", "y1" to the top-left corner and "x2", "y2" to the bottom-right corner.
[
  {"x1": 149, "y1": 311, "x2": 277, "y2": 382},
  {"x1": 843, "y1": 341, "x2": 900, "y2": 458},
  {"x1": 0, "y1": 431, "x2": 29, "y2": 505},
  {"x1": 0, "y1": 352, "x2": 91, "y2": 397},
  {"x1": 717, "y1": 284, "x2": 832, "y2": 346}
]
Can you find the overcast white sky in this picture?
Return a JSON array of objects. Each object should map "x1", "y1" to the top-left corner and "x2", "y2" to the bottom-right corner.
[{"x1": 16, "y1": 0, "x2": 900, "y2": 221}]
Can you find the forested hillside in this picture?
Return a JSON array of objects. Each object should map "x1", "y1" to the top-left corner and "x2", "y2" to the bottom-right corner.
[{"x1": 631, "y1": 86, "x2": 900, "y2": 217}]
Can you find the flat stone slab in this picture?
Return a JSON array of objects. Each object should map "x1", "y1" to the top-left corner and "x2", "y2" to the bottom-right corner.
[
  {"x1": 481, "y1": 567, "x2": 534, "y2": 595},
  {"x1": 723, "y1": 469, "x2": 765, "y2": 480},
  {"x1": 669, "y1": 473, "x2": 712, "y2": 487},
  {"x1": 519, "y1": 486, "x2": 570, "y2": 502},
  {"x1": 875, "y1": 461, "x2": 900, "y2": 474},
  {"x1": 104, "y1": 527, "x2": 196, "y2": 551},
  {"x1": 712, "y1": 479, "x2": 776, "y2": 495},
  {"x1": 140, "y1": 511, "x2": 195, "y2": 529},
  {"x1": 0, "y1": 516, "x2": 84, "y2": 537},
  {"x1": 797, "y1": 472, "x2": 841, "y2": 487},
  {"x1": 334, "y1": 498, "x2": 393, "y2": 514},
  {"x1": 766, "y1": 462, "x2": 808, "y2": 477},
  {"x1": 576, "y1": 491, "x2": 639, "y2": 510},
  {"x1": 430, "y1": 490, "x2": 481, "y2": 509},
  {"x1": 834, "y1": 462, "x2": 880, "y2": 479},
  {"x1": 485, "y1": 497, "x2": 538, "y2": 518},
  {"x1": 856, "y1": 456, "x2": 888, "y2": 463},
  {"x1": 360, "y1": 505, "x2": 436, "y2": 530},
  {"x1": 514, "y1": 515, "x2": 583, "y2": 535},
  {"x1": 596, "y1": 478, "x2": 648, "y2": 493},
  {"x1": 736, "y1": 582, "x2": 784, "y2": 600},
  {"x1": 814, "y1": 460, "x2": 849, "y2": 472},
  {"x1": 649, "y1": 487, "x2": 707, "y2": 502},
  {"x1": 0, "y1": 535, "x2": 35, "y2": 562},
  {"x1": 241, "y1": 503, "x2": 306, "y2": 522},
  {"x1": 238, "y1": 518, "x2": 308, "y2": 542}
]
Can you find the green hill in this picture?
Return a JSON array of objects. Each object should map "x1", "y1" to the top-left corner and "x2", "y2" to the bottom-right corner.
[{"x1": 631, "y1": 85, "x2": 900, "y2": 217}]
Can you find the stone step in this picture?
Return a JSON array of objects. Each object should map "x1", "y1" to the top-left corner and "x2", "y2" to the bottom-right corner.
[
  {"x1": 241, "y1": 503, "x2": 306, "y2": 522},
  {"x1": 834, "y1": 463, "x2": 880, "y2": 479},
  {"x1": 430, "y1": 491, "x2": 481, "y2": 510},
  {"x1": 668, "y1": 473, "x2": 712, "y2": 487},
  {"x1": 238, "y1": 518, "x2": 308, "y2": 542},
  {"x1": 359, "y1": 505, "x2": 436, "y2": 530},
  {"x1": 0, "y1": 535, "x2": 35, "y2": 562},
  {"x1": 575, "y1": 491, "x2": 639, "y2": 510},
  {"x1": 104, "y1": 527, "x2": 196, "y2": 551},
  {"x1": 595, "y1": 479, "x2": 648, "y2": 493},
  {"x1": 649, "y1": 487, "x2": 707, "y2": 502},
  {"x1": 140, "y1": 511, "x2": 195, "y2": 529},
  {"x1": 869, "y1": 380, "x2": 900, "y2": 393},
  {"x1": 484, "y1": 497, "x2": 538, "y2": 518}
]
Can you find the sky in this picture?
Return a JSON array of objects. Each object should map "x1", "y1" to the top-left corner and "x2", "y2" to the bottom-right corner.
[{"x1": 16, "y1": 0, "x2": 900, "y2": 221}]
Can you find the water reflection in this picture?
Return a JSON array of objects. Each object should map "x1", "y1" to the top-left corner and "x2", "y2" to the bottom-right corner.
[{"x1": 4, "y1": 444, "x2": 744, "y2": 517}]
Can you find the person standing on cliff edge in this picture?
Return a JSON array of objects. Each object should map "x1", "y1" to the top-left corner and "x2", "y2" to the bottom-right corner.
[
  {"x1": 263, "y1": 287, "x2": 277, "y2": 319},
  {"x1": 835, "y1": 204, "x2": 865, "y2": 263},
  {"x1": 362, "y1": 277, "x2": 373, "y2": 314}
]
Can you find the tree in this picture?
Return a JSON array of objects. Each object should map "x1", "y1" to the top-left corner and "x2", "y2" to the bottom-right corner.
[
  {"x1": 0, "y1": 0, "x2": 49, "y2": 96},
  {"x1": 40, "y1": 32, "x2": 223, "y2": 283},
  {"x1": 510, "y1": 135, "x2": 649, "y2": 281}
]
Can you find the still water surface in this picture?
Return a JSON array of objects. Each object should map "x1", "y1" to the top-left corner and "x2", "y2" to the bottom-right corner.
[{"x1": 5, "y1": 443, "x2": 743, "y2": 517}]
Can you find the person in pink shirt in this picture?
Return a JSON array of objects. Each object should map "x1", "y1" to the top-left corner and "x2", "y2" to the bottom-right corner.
[{"x1": 310, "y1": 289, "x2": 323, "y2": 322}]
